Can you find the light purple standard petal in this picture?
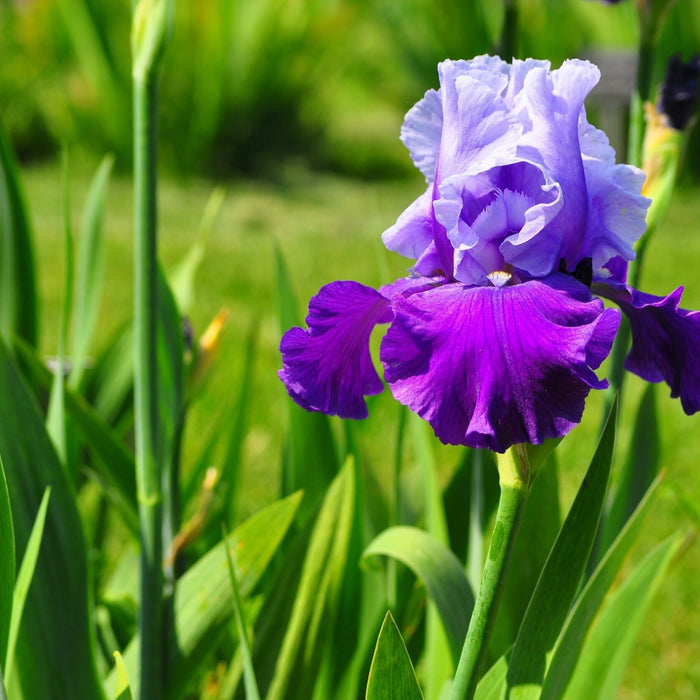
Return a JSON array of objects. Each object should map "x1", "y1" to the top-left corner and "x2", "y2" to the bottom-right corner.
[
  {"x1": 279, "y1": 281, "x2": 392, "y2": 419},
  {"x1": 401, "y1": 89, "x2": 443, "y2": 182},
  {"x1": 382, "y1": 187, "x2": 434, "y2": 262},
  {"x1": 578, "y1": 157, "x2": 649, "y2": 269},
  {"x1": 436, "y1": 63, "x2": 522, "y2": 182},
  {"x1": 381, "y1": 274, "x2": 619, "y2": 452},
  {"x1": 504, "y1": 60, "x2": 600, "y2": 275},
  {"x1": 595, "y1": 282, "x2": 700, "y2": 413}
]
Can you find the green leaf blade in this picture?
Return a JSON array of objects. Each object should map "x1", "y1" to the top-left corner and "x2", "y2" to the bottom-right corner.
[
  {"x1": 107, "y1": 491, "x2": 303, "y2": 699},
  {"x1": 0, "y1": 454, "x2": 14, "y2": 667},
  {"x1": 0, "y1": 119, "x2": 38, "y2": 347},
  {"x1": 365, "y1": 611, "x2": 423, "y2": 700},
  {"x1": 112, "y1": 651, "x2": 134, "y2": 700},
  {"x1": 598, "y1": 383, "x2": 659, "y2": 557},
  {"x1": 4, "y1": 488, "x2": 51, "y2": 689},
  {"x1": 562, "y1": 532, "x2": 683, "y2": 700},
  {"x1": 223, "y1": 530, "x2": 261, "y2": 700},
  {"x1": 362, "y1": 525, "x2": 475, "y2": 668},
  {"x1": 0, "y1": 340, "x2": 104, "y2": 699},
  {"x1": 70, "y1": 153, "x2": 114, "y2": 388},
  {"x1": 541, "y1": 475, "x2": 664, "y2": 700},
  {"x1": 266, "y1": 458, "x2": 355, "y2": 700},
  {"x1": 505, "y1": 397, "x2": 618, "y2": 697}
]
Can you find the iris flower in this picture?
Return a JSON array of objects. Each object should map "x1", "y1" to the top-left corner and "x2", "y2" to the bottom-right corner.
[{"x1": 279, "y1": 56, "x2": 700, "y2": 453}]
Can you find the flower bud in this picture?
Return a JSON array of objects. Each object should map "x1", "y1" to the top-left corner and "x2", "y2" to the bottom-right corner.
[{"x1": 188, "y1": 308, "x2": 229, "y2": 395}]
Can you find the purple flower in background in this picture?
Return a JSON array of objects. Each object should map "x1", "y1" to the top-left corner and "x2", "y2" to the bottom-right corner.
[{"x1": 279, "y1": 56, "x2": 700, "y2": 453}]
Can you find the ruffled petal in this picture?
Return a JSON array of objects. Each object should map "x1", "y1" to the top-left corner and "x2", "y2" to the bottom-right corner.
[
  {"x1": 279, "y1": 281, "x2": 392, "y2": 419},
  {"x1": 504, "y1": 60, "x2": 600, "y2": 274},
  {"x1": 578, "y1": 157, "x2": 649, "y2": 269},
  {"x1": 436, "y1": 62, "x2": 522, "y2": 182},
  {"x1": 400, "y1": 88, "x2": 443, "y2": 182},
  {"x1": 381, "y1": 274, "x2": 619, "y2": 452},
  {"x1": 595, "y1": 282, "x2": 700, "y2": 413}
]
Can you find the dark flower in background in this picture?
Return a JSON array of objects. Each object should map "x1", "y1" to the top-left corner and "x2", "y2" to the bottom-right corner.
[
  {"x1": 279, "y1": 56, "x2": 700, "y2": 453},
  {"x1": 659, "y1": 53, "x2": 700, "y2": 130}
]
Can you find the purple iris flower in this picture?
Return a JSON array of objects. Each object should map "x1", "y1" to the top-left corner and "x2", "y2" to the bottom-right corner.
[{"x1": 279, "y1": 56, "x2": 700, "y2": 453}]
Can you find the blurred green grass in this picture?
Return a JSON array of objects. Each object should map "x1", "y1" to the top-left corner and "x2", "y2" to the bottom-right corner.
[
  {"x1": 24, "y1": 158, "x2": 700, "y2": 697},
  {"x1": 5, "y1": 0, "x2": 700, "y2": 178}
]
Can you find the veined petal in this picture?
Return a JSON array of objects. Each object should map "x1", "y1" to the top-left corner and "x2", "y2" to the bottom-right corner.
[
  {"x1": 279, "y1": 281, "x2": 392, "y2": 419},
  {"x1": 595, "y1": 282, "x2": 700, "y2": 413},
  {"x1": 381, "y1": 274, "x2": 619, "y2": 452}
]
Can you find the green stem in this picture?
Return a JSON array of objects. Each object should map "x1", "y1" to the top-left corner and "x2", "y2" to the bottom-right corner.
[
  {"x1": 499, "y1": 0, "x2": 518, "y2": 60},
  {"x1": 628, "y1": 32, "x2": 656, "y2": 168},
  {"x1": 609, "y1": 7, "x2": 660, "y2": 411},
  {"x1": 450, "y1": 448, "x2": 530, "y2": 700},
  {"x1": 133, "y1": 74, "x2": 163, "y2": 700}
]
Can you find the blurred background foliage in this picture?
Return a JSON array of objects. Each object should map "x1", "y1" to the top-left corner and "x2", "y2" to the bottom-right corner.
[{"x1": 1, "y1": 0, "x2": 699, "y2": 178}]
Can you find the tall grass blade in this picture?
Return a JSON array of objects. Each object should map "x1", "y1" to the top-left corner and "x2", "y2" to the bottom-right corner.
[
  {"x1": 0, "y1": 339, "x2": 103, "y2": 699},
  {"x1": 46, "y1": 149, "x2": 74, "y2": 467},
  {"x1": 223, "y1": 526, "x2": 261, "y2": 700},
  {"x1": 156, "y1": 266, "x2": 185, "y2": 585},
  {"x1": 168, "y1": 186, "x2": 225, "y2": 316},
  {"x1": 3, "y1": 488, "x2": 50, "y2": 691},
  {"x1": 409, "y1": 414, "x2": 452, "y2": 697},
  {"x1": 365, "y1": 611, "x2": 423, "y2": 700},
  {"x1": 112, "y1": 651, "x2": 134, "y2": 700},
  {"x1": 504, "y1": 396, "x2": 618, "y2": 698},
  {"x1": 541, "y1": 475, "x2": 664, "y2": 700},
  {"x1": 69, "y1": 153, "x2": 114, "y2": 389},
  {"x1": 87, "y1": 323, "x2": 134, "y2": 426},
  {"x1": 266, "y1": 458, "x2": 355, "y2": 700},
  {"x1": 220, "y1": 318, "x2": 258, "y2": 525},
  {"x1": 0, "y1": 118, "x2": 38, "y2": 346},
  {"x1": 55, "y1": 0, "x2": 127, "y2": 146},
  {"x1": 562, "y1": 533, "x2": 683, "y2": 700},
  {"x1": 301, "y1": 454, "x2": 357, "y2": 698},
  {"x1": 12, "y1": 337, "x2": 138, "y2": 532},
  {"x1": 474, "y1": 655, "x2": 509, "y2": 700},
  {"x1": 362, "y1": 525, "x2": 474, "y2": 668},
  {"x1": 491, "y1": 451, "x2": 561, "y2": 659},
  {"x1": 0, "y1": 454, "x2": 14, "y2": 667},
  {"x1": 107, "y1": 491, "x2": 303, "y2": 699},
  {"x1": 597, "y1": 383, "x2": 659, "y2": 558}
]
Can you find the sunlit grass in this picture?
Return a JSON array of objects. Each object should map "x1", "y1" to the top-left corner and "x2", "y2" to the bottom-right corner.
[{"x1": 23, "y1": 158, "x2": 700, "y2": 698}]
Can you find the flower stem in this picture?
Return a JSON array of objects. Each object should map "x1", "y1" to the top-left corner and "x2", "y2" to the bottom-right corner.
[
  {"x1": 450, "y1": 448, "x2": 530, "y2": 700},
  {"x1": 499, "y1": 0, "x2": 519, "y2": 61},
  {"x1": 133, "y1": 73, "x2": 163, "y2": 700}
]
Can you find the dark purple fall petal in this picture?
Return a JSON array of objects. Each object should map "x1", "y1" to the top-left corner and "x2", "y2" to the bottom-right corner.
[
  {"x1": 381, "y1": 275, "x2": 619, "y2": 452},
  {"x1": 279, "y1": 281, "x2": 392, "y2": 419},
  {"x1": 595, "y1": 282, "x2": 700, "y2": 413}
]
